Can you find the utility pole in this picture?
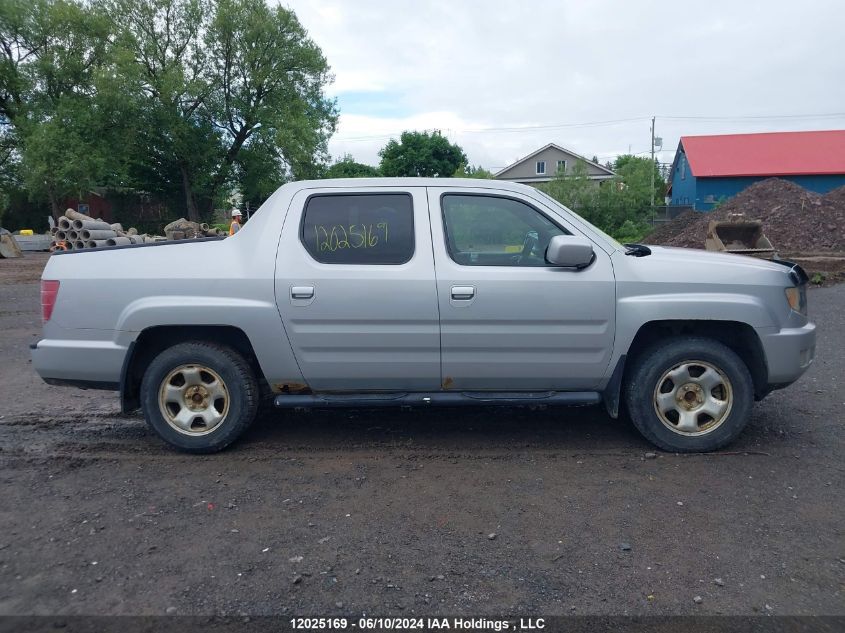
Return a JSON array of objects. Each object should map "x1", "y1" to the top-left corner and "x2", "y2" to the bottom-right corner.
[{"x1": 650, "y1": 116, "x2": 656, "y2": 224}]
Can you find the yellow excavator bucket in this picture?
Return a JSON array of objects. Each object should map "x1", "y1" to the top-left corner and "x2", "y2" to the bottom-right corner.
[{"x1": 705, "y1": 213, "x2": 775, "y2": 257}]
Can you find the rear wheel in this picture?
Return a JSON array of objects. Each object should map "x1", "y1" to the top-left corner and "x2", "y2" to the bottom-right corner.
[
  {"x1": 624, "y1": 337, "x2": 753, "y2": 452},
  {"x1": 140, "y1": 342, "x2": 258, "y2": 453}
]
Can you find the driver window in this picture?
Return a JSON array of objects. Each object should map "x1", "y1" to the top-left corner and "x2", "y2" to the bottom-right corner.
[{"x1": 441, "y1": 194, "x2": 568, "y2": 267}]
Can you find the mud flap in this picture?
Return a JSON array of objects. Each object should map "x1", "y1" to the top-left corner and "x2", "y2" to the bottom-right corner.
[{"x1": 602, "y1": 355, "x2": 626, "y2": 418}]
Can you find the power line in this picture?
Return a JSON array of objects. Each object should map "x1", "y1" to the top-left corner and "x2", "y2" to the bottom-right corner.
[
  {"x1": 333, "y1": 112, "x2": 845, "y2": 143},
  {"x1": 657, "y1": 112, "x2": 845, "y2": 121},
  {"x1": 457, "y1": 117, "x2": 649, "y2": 133},
  {"x1": 334, "y1": 117, "x2": 650, "y2": 142}
]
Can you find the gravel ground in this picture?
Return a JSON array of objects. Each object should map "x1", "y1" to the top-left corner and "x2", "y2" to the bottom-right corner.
[{"x1": 0, "y1": 253, "x2": 842, "y2": 617}]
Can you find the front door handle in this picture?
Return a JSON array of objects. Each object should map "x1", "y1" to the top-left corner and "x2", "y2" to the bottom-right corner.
[
  {"x1": 451, "y1": 285, "x2": 475, "y2": 300},
  {"x1": 291, "y1": 286, "x2": 315, "y2": 299}
]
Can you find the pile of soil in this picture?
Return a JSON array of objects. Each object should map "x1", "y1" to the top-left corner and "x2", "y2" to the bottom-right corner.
[
  {"x1": 647, "y1": 178, "x2": 845, "y2": 252},
  {"x1": 645, "y1": 211, "x2": 703, "y2": 247},
  {"x1": 819, "y1": 185, "x2": 845, "y2": 249}
]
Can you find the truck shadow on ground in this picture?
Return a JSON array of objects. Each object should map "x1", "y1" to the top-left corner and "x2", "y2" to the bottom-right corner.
[
  {"x1": 7, "y1": 402, "x2": 787, "y2": 458},
  {"x1": 233, "y1": 403, "x2": 791, "y2": 455},
  {"x1": 236, "y1": 404, "x2": 655, "y2": 453}
]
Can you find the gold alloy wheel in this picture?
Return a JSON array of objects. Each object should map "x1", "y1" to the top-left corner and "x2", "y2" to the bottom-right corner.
[
  {"x1": 158, "y1": 364, "x2": 230, "y2": 436},
  {"x1": 653, "y1": 360, "x2": 733, "y2": 436}
]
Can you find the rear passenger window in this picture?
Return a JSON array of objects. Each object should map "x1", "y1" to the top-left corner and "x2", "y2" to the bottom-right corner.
[{"x1": 301, "y1": 193, "x2": 415, "y2": 264}]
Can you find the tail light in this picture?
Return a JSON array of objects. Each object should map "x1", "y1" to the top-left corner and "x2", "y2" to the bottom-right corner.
[{"x1": 41, "y1": 280, "x2": 60, "y2": 323}]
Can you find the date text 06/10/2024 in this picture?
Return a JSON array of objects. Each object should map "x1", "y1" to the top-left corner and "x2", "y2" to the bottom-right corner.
[{"x1": 289, "y1": 617, "x2": 546, "y2": 631}]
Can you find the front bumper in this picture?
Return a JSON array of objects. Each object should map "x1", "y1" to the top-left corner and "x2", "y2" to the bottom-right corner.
[
  {"x1": 759, "y1": 321, "x2": 816, "y2": 385},
  {"x1": 31, "y1": 338, "x2": 127, "y2": 389}
]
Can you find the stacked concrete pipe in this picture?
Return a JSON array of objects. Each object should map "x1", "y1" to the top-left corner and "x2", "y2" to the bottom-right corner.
[
  {"x1": 80, "y1": 229, "x2": 117, "y2": 241},
  {"x1": 72, "y1": 218, "x2": 113, "y2": 231},
  {"x1": 64, "y1": 209, "x2": 94, "y2": 222},
  {"x1": 51, "y1": 207, "x2": 213, "y2": 252}
]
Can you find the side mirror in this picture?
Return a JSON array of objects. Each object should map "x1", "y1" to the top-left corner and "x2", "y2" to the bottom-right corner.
[{"x1": 545, "y1": 235, "x2": 595, "y2": 268}]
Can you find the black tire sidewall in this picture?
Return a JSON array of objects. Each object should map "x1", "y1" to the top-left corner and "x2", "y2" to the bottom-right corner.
[
  {"x1": 624, "y1": 337, "x2": 754, "y2": 452},
  {"x1": 140, "y1": 342, "x2": 258, "y2": 453}
]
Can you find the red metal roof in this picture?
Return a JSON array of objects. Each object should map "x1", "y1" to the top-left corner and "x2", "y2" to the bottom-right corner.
[{"x1": 681, "y1": 130, "x2": 845, "y2": 178}]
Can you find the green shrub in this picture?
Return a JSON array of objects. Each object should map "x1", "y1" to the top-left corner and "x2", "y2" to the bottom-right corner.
[{"x1": 612, "y1": 219, "x2": 651, "y2": 244}]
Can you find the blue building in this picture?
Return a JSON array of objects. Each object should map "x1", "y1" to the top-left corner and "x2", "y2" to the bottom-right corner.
[{"x1": 669, "y1": 130, "x2": 845, "y2": 210}]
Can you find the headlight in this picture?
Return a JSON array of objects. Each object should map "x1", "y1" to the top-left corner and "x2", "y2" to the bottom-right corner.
[{"x1": 785, "y1": 286, "x2": 807, "y2": 315}]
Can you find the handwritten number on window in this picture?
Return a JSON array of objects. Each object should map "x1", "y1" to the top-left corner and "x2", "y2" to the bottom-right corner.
[{"x1": 314, "y1": 222, "x2": 390, "y2": 252}]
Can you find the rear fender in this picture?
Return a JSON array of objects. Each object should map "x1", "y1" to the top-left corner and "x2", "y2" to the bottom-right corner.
[{"x1": 115, "y1": 295, "x2": 305, "y2": 395}]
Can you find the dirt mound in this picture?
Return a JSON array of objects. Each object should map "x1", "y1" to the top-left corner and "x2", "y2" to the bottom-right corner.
[
  {"x1": 819, "y1": 185, "x2": 845, "y2": 242},
  {"x1": 822, "y1": 184, "x2": 845, "y2": 208},
  {"x1": 647, "y1": 178, "x2": 845, "y2": 252},
  {"x1": 645, "y1": 211, "x2": 701, "y2": 246}
]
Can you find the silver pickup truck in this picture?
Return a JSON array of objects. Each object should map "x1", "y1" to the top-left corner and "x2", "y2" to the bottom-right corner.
[{"x1": 32, "y1": 178, "x2": 815, "y2": 453}]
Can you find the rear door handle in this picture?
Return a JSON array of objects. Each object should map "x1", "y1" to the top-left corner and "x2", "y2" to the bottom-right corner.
[
  {"x1": 291, "y1": 286, "x2": 315, "y2": 299},
  {"x1": 451, "y1": 285, "x2": 475, "y2": 300}
]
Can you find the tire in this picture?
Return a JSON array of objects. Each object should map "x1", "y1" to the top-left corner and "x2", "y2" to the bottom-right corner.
[
  {"x1": 623, "y1": 336, "x2": 754, "y2": 453},
  {"x1": 140, "y1": 341, "x2": 259, "y2": 453}
]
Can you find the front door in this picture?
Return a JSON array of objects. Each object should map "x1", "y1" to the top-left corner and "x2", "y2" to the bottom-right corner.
[
  {"x1": 427, "y1": 188, "x2": 616, "y2": 391},
  {"x1": 275, "y1": 187, "x2": 440, "y2": 391}
]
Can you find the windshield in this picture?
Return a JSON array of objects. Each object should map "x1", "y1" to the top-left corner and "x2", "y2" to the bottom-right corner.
[{"x1": 530, "y1": 188, "x2": 624, "y2": 251}]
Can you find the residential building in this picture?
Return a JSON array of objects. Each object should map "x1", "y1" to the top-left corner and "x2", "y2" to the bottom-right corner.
[{"x1": 494, "y1": 143, "x2": 615, "y2": 186}]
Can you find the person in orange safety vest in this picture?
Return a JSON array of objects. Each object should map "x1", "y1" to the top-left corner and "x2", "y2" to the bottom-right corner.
[{"x1": 229, "y1": 209, "x2": 243, "y2": 236}]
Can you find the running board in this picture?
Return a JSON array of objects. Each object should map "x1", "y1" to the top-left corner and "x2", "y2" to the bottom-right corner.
[{"x1": 273, "y1": 391, "x2": 601, "y2": 409}]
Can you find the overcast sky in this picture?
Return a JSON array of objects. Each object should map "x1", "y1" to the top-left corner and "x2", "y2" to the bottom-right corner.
[{"x1": 281, "y1": 0, "x2": 845, "y2": 172}]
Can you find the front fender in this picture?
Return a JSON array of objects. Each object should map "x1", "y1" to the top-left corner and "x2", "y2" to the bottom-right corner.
[
  {"x1": 618, "y1": 291, "x2": 777, "y2": 331},
  {"x1": 608, "y1": 291, "x2": 778, "y2": 383}
]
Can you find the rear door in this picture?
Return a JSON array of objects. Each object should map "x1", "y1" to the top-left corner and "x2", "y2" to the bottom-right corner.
[
  {"x1": 275, "y1": 187, "x2": 440, "y2": 391},
  {"x1": 427, "y1": 187, "x2": 616, "y2": 391}
]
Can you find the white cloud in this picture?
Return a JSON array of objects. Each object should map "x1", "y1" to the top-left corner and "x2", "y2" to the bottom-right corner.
[
  {"x1": 328, "y1": 72, "x2": 387, "y2": 95},
  {"x1": 332, "y1": 111, "x2": 476, "y2": 165},
  {"x1": 282, "y1": 0, "x2": 845, "y2": 169}
]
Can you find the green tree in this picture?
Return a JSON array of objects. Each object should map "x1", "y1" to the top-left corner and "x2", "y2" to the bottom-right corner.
[
  {"x1": 106, "y1": 0, "x2": 337, "y2": 220},
  {"x1": 0, "y1": 116, "x2": 18, "y2": 225},
  {"x1": 325, "y1": 154, "x2": 380, "y2": 178},
  {"x1": 208, "y1": 0, "x2": 337, "y2": 187},
  {"x1": 233, "y1": 129, "x2": 287, "y2": 210},
  {"x1": 1, "y1": 0, "x2": 119, "y2": 218},
  {"x1": 1, "y1": 0, "x2": 338, "y2": 225},
  {"x1": 539, "y1": 156, "x2": 657, "y2": 242},
  {"x1": 378, "y1": 130, "x2": 466, "y2": 177},
  {"x1": 540, "y1": 160, "x2": 598, "y2": 219},
  {"x1": 453, "y1": 163, "x2": 493, "y2": 179},
  {"x1": 612, "y1": 154, "x2": 665, "y2": 205},
  {"x1": 104, "y1": 0, "x2": 218, "y2": 220}
]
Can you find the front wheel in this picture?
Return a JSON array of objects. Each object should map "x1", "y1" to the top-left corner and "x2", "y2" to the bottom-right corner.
[
  {"x1": 140, "y1": 342, "x2": 259, "y2": 453},
  {"x1": 623, "y1": 337, "x2": 754, "y2": 452}
]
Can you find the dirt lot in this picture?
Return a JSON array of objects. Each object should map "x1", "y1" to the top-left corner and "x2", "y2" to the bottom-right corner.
[{"x1": 0, "y1": 253, "x2": 842, "y2": 617}]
